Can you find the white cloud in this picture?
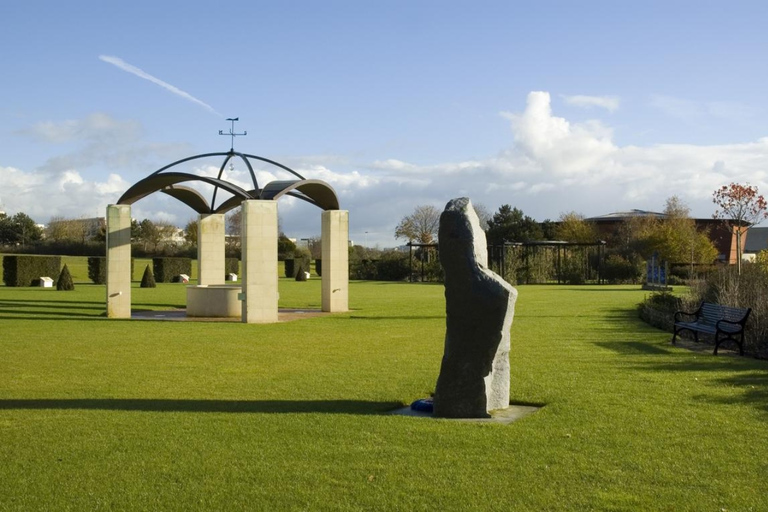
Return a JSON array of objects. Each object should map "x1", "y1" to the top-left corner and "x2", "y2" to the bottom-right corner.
[
  {"x1": 4, "y1": 95, "x2": 768, "y2": 247},
  {"x1": 562, "y1": 94, "x2": 620, "y2": 112},
  {"x1": 0, "y1": 166, "x2": 131, "y2": 222},
  {"x1": 23, "y1": 113, "x2": 142, "y2": 145}
]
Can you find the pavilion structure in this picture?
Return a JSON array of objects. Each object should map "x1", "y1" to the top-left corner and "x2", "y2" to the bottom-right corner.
[{"x1": 105, "y1": 136, "x2": 348, "y2": 323}]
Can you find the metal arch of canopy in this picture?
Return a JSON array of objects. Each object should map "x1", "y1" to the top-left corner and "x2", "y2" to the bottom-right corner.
[{"x1": 147, "y1": 151, "x2": 307, "y2": 212}]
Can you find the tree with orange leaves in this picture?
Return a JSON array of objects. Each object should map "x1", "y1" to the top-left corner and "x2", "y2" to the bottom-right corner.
[{"x1": 713, "y1": 183, "x2": 768, "y2": 274}]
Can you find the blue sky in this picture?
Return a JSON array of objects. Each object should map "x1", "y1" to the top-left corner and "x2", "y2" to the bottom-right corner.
[{"x1": 2, "y1": 1, "x2": 767, "y2": 246}]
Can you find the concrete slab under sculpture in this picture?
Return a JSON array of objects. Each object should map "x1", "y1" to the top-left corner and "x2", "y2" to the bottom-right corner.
[{"x1": 433, "y1": 198, "x2": 518, "y2": 418}]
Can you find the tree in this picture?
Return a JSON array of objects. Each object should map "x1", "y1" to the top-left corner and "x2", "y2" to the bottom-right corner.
[
  {"x1": 713, "y1": 183, "x2": 768, "y2": 274},
  {"x1": 395, "y1": 205, "x2": 441, "y2": 244},
  {"x1": 0, "y1": 212, "x2": 43, "y2": 246},
  {"x1": 473, "y1": 203, "x2": 492, "y2": 231},
  {"x1": 555, "y1": 212, "x2": 599, "y2": 243},
  {"x1": 137, "y1": 219, "x2": 158, "y2": 251},
  {"x1": 184, "y1": 219, "x2": 199, "y2": 246},
  {"x1": 226, "y1": 207, "x2": 242, "y2": 251},
  {"x1": 278, "y1": 234, "x2": 297, "y2": 260},
  {"x1": 486, "y1": 205, "x2": 542, "y2": 245},
  {"x1": 652, "y1": 196, "x2": 716, "y2": 267}
]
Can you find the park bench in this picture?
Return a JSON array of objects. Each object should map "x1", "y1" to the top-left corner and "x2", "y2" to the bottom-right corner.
[{"x1": 672, "y1": 302, "x2": 751, "y2": 355}]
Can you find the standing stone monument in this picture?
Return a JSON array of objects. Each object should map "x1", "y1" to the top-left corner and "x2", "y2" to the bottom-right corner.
[{"x1": 433, "y1": 198, "x2": 517, "y2": 418}]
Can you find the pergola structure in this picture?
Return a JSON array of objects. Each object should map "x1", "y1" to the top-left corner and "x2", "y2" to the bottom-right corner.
[{"x1": 105, "y1": 149, "x2": 349, "y2": 323}]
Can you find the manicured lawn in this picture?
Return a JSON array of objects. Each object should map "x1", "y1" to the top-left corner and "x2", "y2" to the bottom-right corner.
[{"x1": 1, "y1": 279, "x2": 767, "y2": 511}]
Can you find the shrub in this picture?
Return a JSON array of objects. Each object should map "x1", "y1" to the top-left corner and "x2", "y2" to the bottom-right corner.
[
  {"x1": 2, "y1": 255, "x2": 61, "y2": 287},
  {"x1": 637, "y1": 292, "x2": 683, "y2": 332},
  {"x1": 295, "y1": 262, "x2": 309, "y2": 281},
  {"x1": 285, "y1": 257, "x2": 310, "y2": 278},
  {"x1": 315, "y1": 259, "x2": 322, "y2": 277},
  {"x1": 140, "y1": 265, "x2": 156, "y2": 288},
  {"x1": 56, "y1": 264, "x2": 75, "y2": 291},
  {"x1": 152, "y1": 257, "x2": 192, "y2": 283},
  {"x1": 88, "y1": 257, "x2": 106, "y2": 284},
  {"x1": 602, "y1": 255, "x2": 642, "y2": 284},
  {"x1": 89, "y1": 257, "x2": 135, "y2": 283},
  {"x1": 377, "y1": 255, "x2": 411, "y2": 281},
  {"x1": 225, "y1": 258, "x2": 239, "y2": 277}
]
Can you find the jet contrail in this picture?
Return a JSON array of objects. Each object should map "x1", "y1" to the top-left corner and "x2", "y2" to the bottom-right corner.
[{"x1": 99, "y1": 55, "x2": 221, "y2": 116}]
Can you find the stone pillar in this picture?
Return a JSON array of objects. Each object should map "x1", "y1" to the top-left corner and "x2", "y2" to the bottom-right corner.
[
  {"x1": 241, "y1": 200, "x2": 278, "y2": 323},
  {"x1": 106, "y1": 204, "x2": 132, "y2": 319},
  {"x1": 197, "y1": 213, "x2": 226, "y2": 285},
  {"x1": 321, "y1": 210, "x2": 349, "y2": 313}
]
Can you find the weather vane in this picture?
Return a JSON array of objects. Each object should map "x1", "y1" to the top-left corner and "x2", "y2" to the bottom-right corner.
[{"x1": 219, "y1": 117, "x2": 247, "y2": 151}]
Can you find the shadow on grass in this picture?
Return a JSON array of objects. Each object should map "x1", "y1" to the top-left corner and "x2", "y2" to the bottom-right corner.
[
  {"x1": 349, "y1": 315, "x2": 444, "y2": 321},
  {"x1": 0, "y1": 309, "x2": 103, "y2": 319},
  {"x1": 594, "y1": 341, "x2": 671, "y2": 355},
  {"x1": 0, "y1": 398, "x2": 403, "y2": 415},
  {"x1": 629, "y1": 355, "x2": 768, "y2": 414}
]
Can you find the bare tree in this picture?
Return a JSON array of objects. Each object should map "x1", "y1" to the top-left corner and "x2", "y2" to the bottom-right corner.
[{"x1": 395, "y1": 205, "x2": 441, "y2": 244}]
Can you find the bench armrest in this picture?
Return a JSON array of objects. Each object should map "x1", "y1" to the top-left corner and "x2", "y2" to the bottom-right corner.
[
  {"x1": 716, "y1": 318, "x2": 747, "y2": 329},
  {"x1": 674, "y1": 310, "x2": 698, "y2": 322}
]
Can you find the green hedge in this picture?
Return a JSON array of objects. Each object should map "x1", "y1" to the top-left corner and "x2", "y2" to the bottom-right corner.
[
  {"x1": 285, "y1": 257, "x2": 310, "y2": 278},
  {"x1": 88, "y1": 257, "x2": 135, "y2": 284},
  {"x1": 87, "y1": 257, "x2": 106, "y2": 284},
  {"x1": 225, "y1": 258, "x2": 239, "y2": 276},
  {"x1": 152, "y1": 257, "x2": 192, "y2": 283},
  {"x1": 2, "y1": 255, "x2": 61, "y2": 287}
]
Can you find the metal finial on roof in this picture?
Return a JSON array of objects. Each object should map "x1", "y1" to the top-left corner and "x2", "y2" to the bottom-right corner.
[{"x1": 218, "y1": 117, "x2": 247, "y2": 151}]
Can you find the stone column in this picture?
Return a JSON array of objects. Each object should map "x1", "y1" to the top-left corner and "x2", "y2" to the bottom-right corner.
[
  {"x1": 197, "y1": 213, "x2": 226, "y2": 285},
  {"x1": 241, "y1": 200, "x2": 279, "y2": 323},
  {"x1": 106, "y1": 204, "x2": 132, "y2": 319},
  {"x1": 321, "y1": 210, "x2": 349, "y2": 313}
]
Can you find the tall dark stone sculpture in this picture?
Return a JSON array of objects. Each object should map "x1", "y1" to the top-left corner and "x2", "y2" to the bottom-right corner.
[{"x1": 433, "y1": 198, "x2": 517, "y2": 418}]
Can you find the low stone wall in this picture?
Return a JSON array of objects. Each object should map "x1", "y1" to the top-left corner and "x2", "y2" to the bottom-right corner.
[{"x1": 186, "y1": 285, "x2": 241, "y2": 318}]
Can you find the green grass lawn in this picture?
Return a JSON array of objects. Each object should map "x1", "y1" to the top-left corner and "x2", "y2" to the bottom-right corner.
[{"x1": 1, "y1": 278, "x2": 767, "y2": 511}]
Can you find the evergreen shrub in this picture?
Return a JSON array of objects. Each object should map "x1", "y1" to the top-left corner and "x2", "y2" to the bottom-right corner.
[
  {"x1": 2, "y1": 255, "x2": 61, "y2": 287},
  {"x1": 225, "y1": 258, "x2": 239, "y2": 276},
  {"x1": 56, "y1": 264, "x2": 75, "y2": 291},
  {"x1": 152, "y1": 257, "x2": 192, "y2": 283},
  {"x1": 140, "y1": 265, "x2": 156, "y2": 288},
  {"x1": 88, "y1": 257, "x2": 135, "y2": 284},
  {"x1": 285, "y1": 257, "x2": 310, "y2": 278}
]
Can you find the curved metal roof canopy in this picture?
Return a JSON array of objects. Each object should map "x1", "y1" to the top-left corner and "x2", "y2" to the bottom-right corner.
[{"x1": 117, "y1": 151, "x2": 340, "y2": 213}]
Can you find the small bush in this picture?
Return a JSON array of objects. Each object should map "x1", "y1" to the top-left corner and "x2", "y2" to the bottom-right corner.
[
  {"x1": 140, "y1": 265, "x2": 156, "y2": 288},
  {"x1": 56, "y1": 264, "x2": 75, "y2": 291},
  {"x1": 637, "y1": 292, "x2": 683, "y2": 332},
  {"x1": 315, "y1": 259, "x2": 322, "y2": 277},
  {"x1": 295, "y1": 262, "x2": 309, "y2": 281},
  {"x1": 602, "y1": 255, "x2": 642, "y2": 284}
]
